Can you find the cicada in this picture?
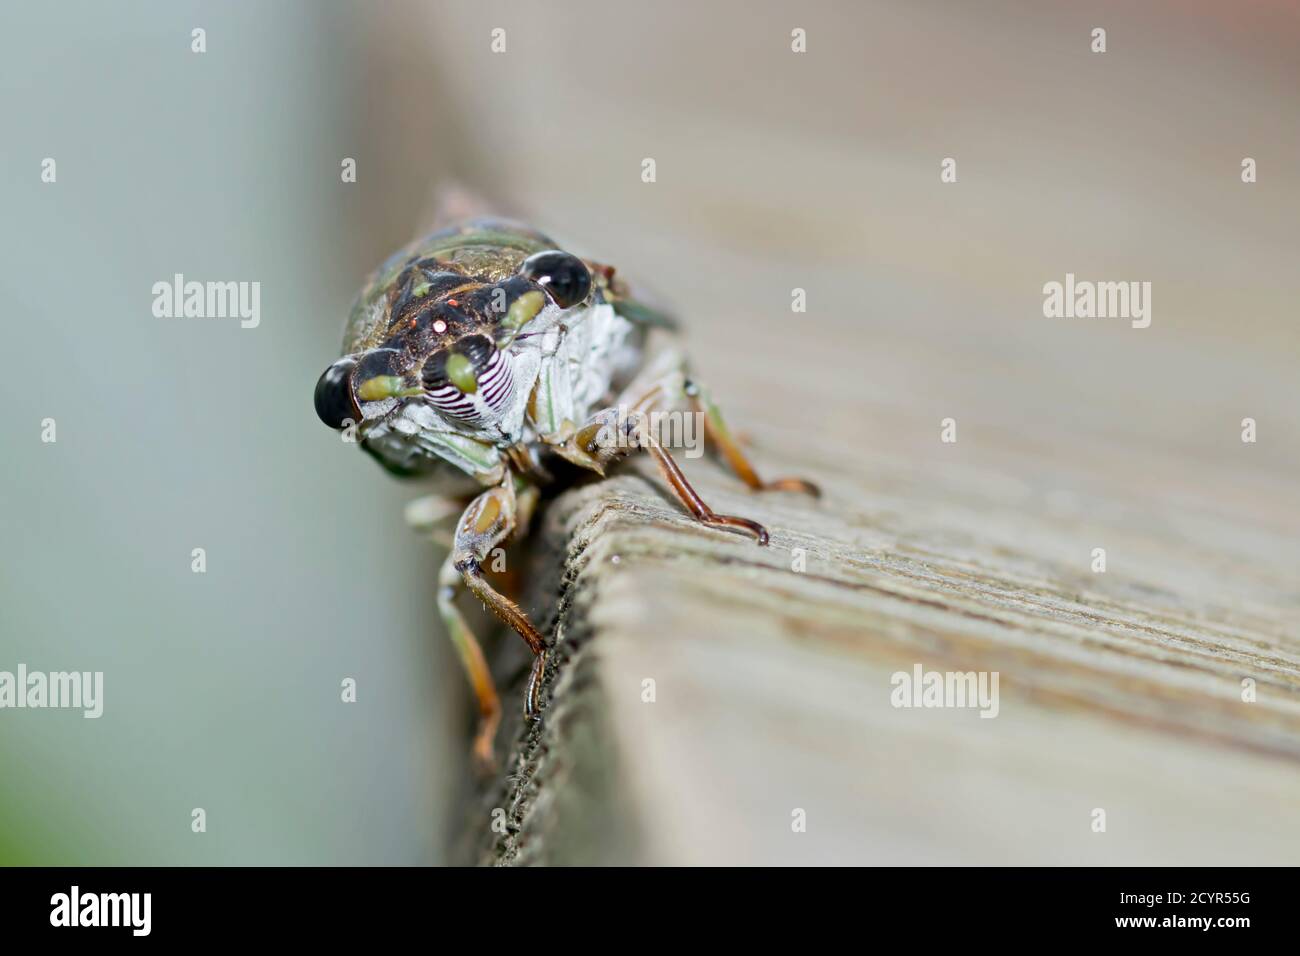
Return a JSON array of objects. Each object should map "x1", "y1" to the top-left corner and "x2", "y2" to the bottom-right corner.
[{"x1": 315, "y1": 218, "x2": 817, "y2": 763}]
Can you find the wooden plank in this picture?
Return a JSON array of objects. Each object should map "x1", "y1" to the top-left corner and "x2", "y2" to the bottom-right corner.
[
  {"x1": 377, "y1": 0, "x2": 1300, "y2": 867},
  {"x1": 466, "y1": 419, "x2": 1300, "y2": 863}
]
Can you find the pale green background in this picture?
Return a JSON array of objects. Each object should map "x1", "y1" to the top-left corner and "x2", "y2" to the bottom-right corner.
[{"x1": 0, "y1": 1, "x2": 461, "y2": 865}]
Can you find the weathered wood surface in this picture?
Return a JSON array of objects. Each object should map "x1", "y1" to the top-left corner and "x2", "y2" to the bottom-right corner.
[{"x1": 466, "y1": 417, "x2": 1299, "y2": 865}]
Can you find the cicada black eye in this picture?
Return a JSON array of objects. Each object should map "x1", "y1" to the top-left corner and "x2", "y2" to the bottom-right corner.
[
  {"x1": 314, "y1": 356, "x2": 361, "y2": 429},
  {"x1": 520, "y1": 250, "x2": 592, "y2": 309}
]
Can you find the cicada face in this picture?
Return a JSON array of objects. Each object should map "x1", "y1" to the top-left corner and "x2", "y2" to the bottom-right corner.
[{"x1": 314, "y1": 219, "x2": 600, "y2": 479}]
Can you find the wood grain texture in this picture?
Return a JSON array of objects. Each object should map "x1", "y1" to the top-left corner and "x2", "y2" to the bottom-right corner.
[{"x1": 468, "y1": 418, "x2": 1300, "y2": 865}]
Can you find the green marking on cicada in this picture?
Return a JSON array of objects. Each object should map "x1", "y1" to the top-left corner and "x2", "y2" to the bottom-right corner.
[
  {"x1": 356, "y1": 375, "x2": 422, "y2": 402},
  {"x1": 399, "y1": 428, "x2": 503, "y2": 480},
  {"x1": 445, "y1": 352, "x2": 478, "y2": 393},
  {"x1": 498, "y1": 290, "x2": 545, "y2": 348}
]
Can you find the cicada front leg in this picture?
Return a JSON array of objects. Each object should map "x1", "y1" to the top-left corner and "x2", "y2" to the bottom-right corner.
[
  {"x1": 437, "y1": 479, "x2": 546, "y2": 768},
  {"x1": 545, "y1": 405, "x2": 770, "y2": 545}
]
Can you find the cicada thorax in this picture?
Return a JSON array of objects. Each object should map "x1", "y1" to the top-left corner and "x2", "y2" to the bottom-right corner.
[{"x1": 341, "y1": 218, "x2": 556, "y2": 356}]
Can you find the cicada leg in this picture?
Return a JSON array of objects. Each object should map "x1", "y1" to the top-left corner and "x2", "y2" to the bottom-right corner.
[
  {"x1": 436, "y1": 559, "x2": 501, "y2": 769},
  {"x1": 545, "y1": 405, "x2": 769, "y2": 545},
  {"x1": 437, "y1": 480, "x2": 547, "y2": 767}
]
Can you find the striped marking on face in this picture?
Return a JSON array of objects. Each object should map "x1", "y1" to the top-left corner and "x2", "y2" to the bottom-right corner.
[{"x1": 426, "y1": 346, "x2": 515, "y2": 425}]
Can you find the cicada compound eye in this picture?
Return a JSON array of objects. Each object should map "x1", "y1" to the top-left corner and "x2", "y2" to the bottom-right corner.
[
  {"x1": 520, "y1": 250, "x2": 592, "y2": 309},
  {"x1": 314, "y1": 356, "x2": 361, "y2": 430}
]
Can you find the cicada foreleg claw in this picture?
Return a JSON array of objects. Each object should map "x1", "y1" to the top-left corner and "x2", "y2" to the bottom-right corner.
[{"x1": 551, "y1": 404, "x2": 771, "y2": 546}]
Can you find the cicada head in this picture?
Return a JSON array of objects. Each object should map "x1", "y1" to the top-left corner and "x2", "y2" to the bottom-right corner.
[{"x1": 315, "y1": 238, "x2": 597, "y2": 477}]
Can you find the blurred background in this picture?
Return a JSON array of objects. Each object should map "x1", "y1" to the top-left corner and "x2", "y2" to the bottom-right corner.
[{"x1": 1, "y1": 0, "x2": 1296, "y2": 864}]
